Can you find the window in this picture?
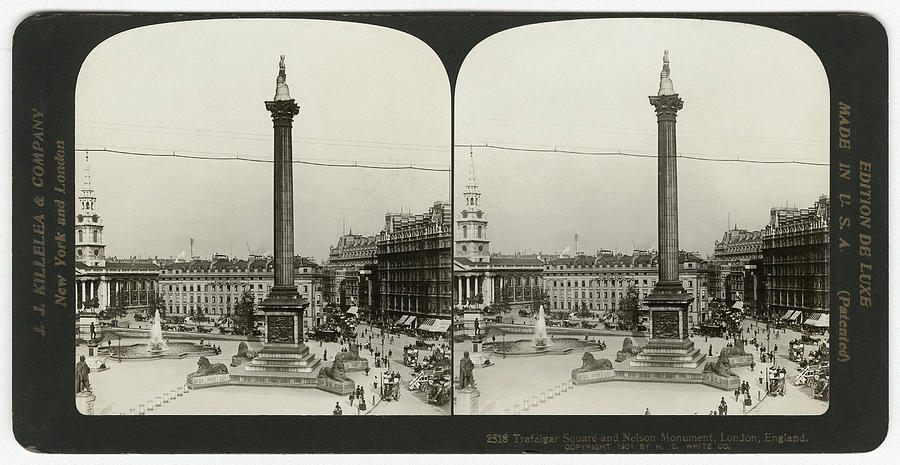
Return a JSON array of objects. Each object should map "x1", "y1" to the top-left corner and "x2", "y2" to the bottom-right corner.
[
  {"x1": 462, "y1": 225, "x2": 467, "y2": 238},
  {"x1": 477, "y1": 226, "x2": 482, "y2": 238}
]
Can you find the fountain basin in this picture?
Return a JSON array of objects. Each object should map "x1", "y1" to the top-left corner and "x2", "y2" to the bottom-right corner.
[
  {"x1": 486, "y1": 338, "x2": 605, "y2": 356},
  {"x1": 98, "y1": 341, "x2": 219, "y2": 361}
]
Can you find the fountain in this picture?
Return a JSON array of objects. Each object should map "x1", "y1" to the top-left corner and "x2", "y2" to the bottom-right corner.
[
  {"x1": 146, "y1": 309, "x2": 169, "y2": 353},
  {"x1": 485, "y1": 305, "x2": 602, "y2": 356},
  {"x1": 96, "y1": 310, "x2": 216, "y2": 361},
  {"x1": 532, "y1": 305, "x2": 552, "y2": 349}
]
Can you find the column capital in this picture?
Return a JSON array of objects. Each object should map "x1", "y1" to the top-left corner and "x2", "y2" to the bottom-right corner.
[
  {"x1": 649, "y1": 94, "x2": 683, "y2": 122},
  {"x1": 265, "y1": 99, "x2": 300, "y2": 123}
]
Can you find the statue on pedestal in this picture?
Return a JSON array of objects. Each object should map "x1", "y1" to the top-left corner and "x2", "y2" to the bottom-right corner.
[
  {"x1": 75, "y1": 355, "x2": 91, "y2": 393},
  {"x1": 458, "y1": 351, "x2": 475, "y2": 389}
]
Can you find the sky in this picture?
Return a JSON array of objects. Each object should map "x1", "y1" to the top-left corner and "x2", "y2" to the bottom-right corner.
[
  {"x1": 75, "y1": 19, "x2": 450, "y2": 262},
  {"x1": 454, "y1": 18, "x2": 829, "y2": 257}
]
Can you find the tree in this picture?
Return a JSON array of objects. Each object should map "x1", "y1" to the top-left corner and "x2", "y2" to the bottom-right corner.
[
  {"x1": 233, "y1": 290, "x2": 257, "y2": 336},
  {"x1": 531, "y1": 288, "x2": 550, "y2": 313},
  {"x1": 493, "y1": 292, "x2": 511, "y2": 314},
  {"x1": 104, "y1": 293, "x2": 127, "y2": 320},
  {"x1": 575, "y1": 301, "x2": 592, "y2": 318},
  {"x1": 615, "y1": 284, "x2": 641, "y2": 330},
  {"x1": 148, "y1": 291, "x2": 166, "y2": 320}
]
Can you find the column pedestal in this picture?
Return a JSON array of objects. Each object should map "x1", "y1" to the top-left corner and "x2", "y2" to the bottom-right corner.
[
  {"x1": 454, "y1": 387, "x2": 480, "y2": 415},
  {"x1": 75, "y1": 391, "x2": 95, "y2": 415}
]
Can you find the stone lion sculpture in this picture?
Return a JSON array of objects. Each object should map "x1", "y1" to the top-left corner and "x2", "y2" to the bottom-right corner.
[
  {"x1": 702, "y1": 357, "x2": 734, "y2": 377},
  {"x1": 187, "y1": 356, "x2": 229, "y2": 383},
  {"x1": 333, "y1": 343, "x2": 366, "y2": 364},
  {"x1": 719, "y1": 339, "x2": 748, "y2": 358},
  {"x1": 615, "y1": 337, "x2": 643, "y2": 362},
  {"x1": 318, "y1": 359, "x2": 352, "y2": 383},
  {"x1": 622, "y1": 337, "x2": 642, "y2": 355},
  {"x1": 236, "y1": 342, "x2": 255, "y2": 358},
  {"x1": 573, "y1": 352, "x2": 614, "y2": 373},
  {"x1": 231, "y1": 341, "x2": 256, "y2": 367}
]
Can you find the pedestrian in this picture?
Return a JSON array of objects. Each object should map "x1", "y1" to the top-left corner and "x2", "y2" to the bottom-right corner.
[
  {"x1": 734, "y1": 389, "x2": 740, "y2": 402},
  {"x1": 708, "y1": 345, "x2": 713, "y2": 356},
  {"x1": 348, "y1": 393, "x2": 354, "y2": 406},
  {"x1": 644, "y1": 408, "x2": 651, "y2": 415},
  {"x1": 774, "y1": 344, "x2": 778, "y2": 353},
  {"x1": 333, "y1": 402, "x2": 342, "y2": 415},
  {"x1": 721, "y1": 398, "x2": 728, "y2": 415},
  {"x1": 365, "y1": 367, "x2": 370, "y2": 376},
  {"x1": 324, "y1": 349, "x2": 328, "y2": 361},
  {"x1": 373, "y1": 376, "x2": 378, "y2": 391},
  {"x1": 759, "y1": 371, "x2": 764, "y2": 385}
]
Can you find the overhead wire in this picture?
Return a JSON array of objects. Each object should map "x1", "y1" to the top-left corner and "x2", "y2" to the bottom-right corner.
[
  {"x1": 74, "y1": 147, "x2": 450, "y2": 172},
  {"x1": 454, "y1": 143, "x2": 828, "y2": 166}
]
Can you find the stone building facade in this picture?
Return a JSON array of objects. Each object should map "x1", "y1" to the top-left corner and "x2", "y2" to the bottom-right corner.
[
  {"x1": 543, "y1": 251, "x2": 709, "y2": 324},
  {"x1": 376, "y1": 201, "x2": 453, "y2": 328},
  {"x1": 158, "y1": 255, "x2": 326, "y2": 328},
  {"x1": 710, "y1": 227, "x2": 765, "y2": 311},
  {"x1": 761, "y1": 195, "x2": 830, "y2": 324}
]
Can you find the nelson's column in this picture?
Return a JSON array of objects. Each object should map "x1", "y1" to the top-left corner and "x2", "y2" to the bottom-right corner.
[
  {"x1": 230, "y1": 56, "x2": 327, "y2": 389},
  {"x1": 621, "y1": 51, "x2": 734, "y2": 389}
]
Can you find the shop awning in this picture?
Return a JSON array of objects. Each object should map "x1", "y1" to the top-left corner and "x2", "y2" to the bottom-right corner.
[
  {"x1": 418, "y1": 318, "x2": 436, "y2": 331},
  {"x1": 780, "y1": 310, "x2": 794, "y2": 320},
  {"x1": 732, "y1": 301, "x2": 744, "y2": 310},
  {"x1": 407, "y1": 316, "x2": 417, "y2": 328},
  {"x1": 803, "y1": 312, "x2": 828, "y2": 327},
  {"x1": 429, "y1": 319, "x2": 451, "y2": 333},
  {"x1": 394, "y1": 314, "x2": 406, "y2": 324},
  {"x1": 788, "y1": 311, "x2": 802, "y2": 321},
  {"x1": 346, "y1": 306, "x2": 358, "y2": 315}
]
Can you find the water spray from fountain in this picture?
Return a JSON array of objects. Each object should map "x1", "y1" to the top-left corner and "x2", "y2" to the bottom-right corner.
[
  {"x1": 533, "y1": 305, "x2": 552, "y2": 348},
  {"x1": 147, "y1": 309, "x2": 169, "y2": 352}
]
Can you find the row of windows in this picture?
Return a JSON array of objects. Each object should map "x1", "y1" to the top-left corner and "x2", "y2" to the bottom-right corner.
[{"x1": 549, "y1": 279, "x2": 696, "y2": 288}]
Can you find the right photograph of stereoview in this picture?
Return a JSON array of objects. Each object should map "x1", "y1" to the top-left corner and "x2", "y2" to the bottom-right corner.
[{"x1": 452, "y1": 18, "x2": 830, "y2": 415}]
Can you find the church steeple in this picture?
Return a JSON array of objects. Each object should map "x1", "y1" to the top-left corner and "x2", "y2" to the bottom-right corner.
[
  {"x1": 76, "y1": 153, "x2": 106, "y2": 266},
  {"x1": 79, "y1": 153, "x2": 97, "y2": 215},
  {"x1": 456, "y1": 147, "x2": 490, "y2": 262}
]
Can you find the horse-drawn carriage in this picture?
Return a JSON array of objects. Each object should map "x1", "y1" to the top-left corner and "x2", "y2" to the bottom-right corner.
[
  {"x1": 402, "y1": 346, "x2": 419, "y2": 367},
  {"x1": 426, "y1": 371, "x2": 452, "y2": 405},
  {"x1": 789, "y1": 340, "x2": 806, "y2": 363}
]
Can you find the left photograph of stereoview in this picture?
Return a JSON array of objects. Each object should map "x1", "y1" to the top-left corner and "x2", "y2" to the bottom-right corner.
[{"x1": 73, "y1": 19, "x2": 452, "y2": 415}]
